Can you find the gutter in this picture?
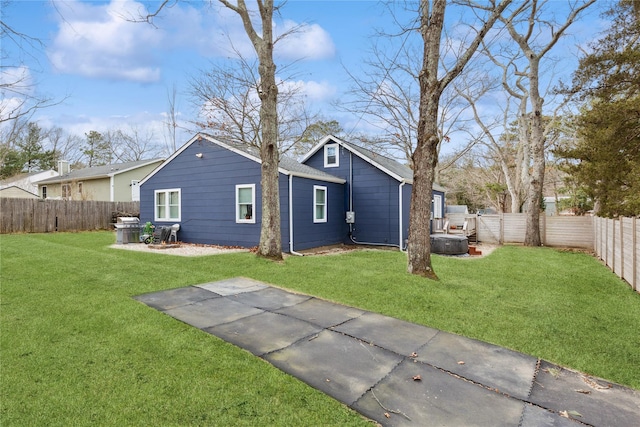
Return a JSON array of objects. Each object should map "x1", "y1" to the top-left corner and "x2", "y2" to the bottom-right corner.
[
  {"x1": 399, "y1": 181, "x2": 406, "y2": 251},
  {"x1": 288, "y1": 174, "x2": 304, "y2": 256}
]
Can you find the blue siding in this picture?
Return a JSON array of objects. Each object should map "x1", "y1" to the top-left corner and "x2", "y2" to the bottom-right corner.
[
  {"x1": 141, "y1": 140, "x2": 264, "y2": 247},
  {"x1": 305, "y1": 145, "x2": 406, "y2": 246},
  {"x1": 289, "y1": 177, "x2": 346, "y2": 251},
  {"x1": 140, "y1": 139, "x2": 346, "y2": 251}
]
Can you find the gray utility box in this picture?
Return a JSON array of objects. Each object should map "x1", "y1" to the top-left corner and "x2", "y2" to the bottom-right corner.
[{"x1": 114, "y1": 217, "x2": 140, "y2": 244}]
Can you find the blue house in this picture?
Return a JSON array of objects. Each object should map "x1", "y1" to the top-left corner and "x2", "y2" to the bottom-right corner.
[
  {"x1": 139, "y1": 133, "x2": 446, "y2": 252},
  {"x1": 302, "y1": 135, "x2": 446, "y2": 249},
  {"x1": 139, "y1": 133, "x2": 345, "y2": 252}
]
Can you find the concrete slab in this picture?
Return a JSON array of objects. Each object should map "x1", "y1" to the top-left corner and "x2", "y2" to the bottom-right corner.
[
  {"x1": 265, "y1": 329, "x2": 403, "y2": 406},
  {"x1": 204, "y1": 311, "x2": 322, "y2": 356},
  {"x1": 519, "y1": 404, "x2": 580, "y2": 427},
  {"x1": 196, "y1": 277, "x2": 268, "y2": 296},
  {"x1": 353, "y1": 359, "x2": 525, "y2": 426},
  {"x1": 529, "y1": 361, "x2": 640, "y2": 426},
  {"x1": 334, "y1": 311, "x2": 439, "y2": 356},
  {"x1": 416, "y1": 331, "x2": 537, "y2": 400},
  {"x1": 133, "y1": 286, "x2": 219, "y2": 310},
  {"x1": 227, "y1": 287, "x2": 311, "y2": 311},
  {"x1": 275, "y1": 297, "x2": 365, "y2": 328},
  {"x1": 164, "y1": 298, "x2": 263, "y2": 329}
]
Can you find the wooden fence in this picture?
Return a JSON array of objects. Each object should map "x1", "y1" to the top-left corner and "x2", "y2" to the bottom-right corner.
[
  {"x1": 471, "y1": 213, "x2": 638, "y2": 292},
  {"x1": 0, "y1": 198, "x2": 139, "y2": 234}
]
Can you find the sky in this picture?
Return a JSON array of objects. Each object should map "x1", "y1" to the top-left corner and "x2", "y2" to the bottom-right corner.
[{"x1": 2, "y1": 0, "x2": 608, "y2": 160}]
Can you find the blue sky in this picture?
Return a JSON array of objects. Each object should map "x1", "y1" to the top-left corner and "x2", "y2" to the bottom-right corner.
[{"x1": 2, "y1": 0, "x2": 607, "y2": 159}]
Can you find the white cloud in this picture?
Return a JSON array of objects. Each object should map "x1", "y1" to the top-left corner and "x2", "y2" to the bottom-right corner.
[
  {"x1": 276, "y1": 21, "x2": 336, "y2": 60},
  {"x1": 286, "y1": 79, "x2": 337, "y2": 102},
  {"x1": 48, "y1": 0, "x2": 162, "y2": 82}
]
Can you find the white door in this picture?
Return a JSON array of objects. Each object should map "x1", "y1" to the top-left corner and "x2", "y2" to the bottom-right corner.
[{"x1": 131, "y1": 180, "x2": 140, "y2": 201}]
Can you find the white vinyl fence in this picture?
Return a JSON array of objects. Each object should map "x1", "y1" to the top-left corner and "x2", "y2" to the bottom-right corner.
[
  {"x1": 593, "y1": 216, "x2": 639, "y2": 292},
  {"x1": 471, "y1": 213, "x2": 638, "y2": 292}
]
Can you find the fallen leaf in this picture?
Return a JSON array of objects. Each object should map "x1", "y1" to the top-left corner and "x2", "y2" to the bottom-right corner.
[
  {"x1": 413, "y1": 375, "x2": 422, "y2": 381},
  {"x1": 384, "y1": 412, "x2": 390, "y2": 418},
  {"x1": 410, "y1": 352, "x2": 418, "y2": 358},
  {"x1": 575, "y1": 389, "x2": 591, "y2": 395},
  {"x1": 457, "y1": 361, "x2": 465, "y2": 365},
  {"x1": 560, "y1": 410, "x2": 582, "y2": 418}
]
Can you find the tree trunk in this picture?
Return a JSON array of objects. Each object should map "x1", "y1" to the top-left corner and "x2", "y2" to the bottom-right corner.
[
  {"x1": 255, "y1": 2, "x2": 283, "y2": 260},
  {"x1": 407, "y1": 0, "x2": 444, "y2": 279},
  {"x1": 524, "y1": 56, "x2": 544, "y2": 246}
]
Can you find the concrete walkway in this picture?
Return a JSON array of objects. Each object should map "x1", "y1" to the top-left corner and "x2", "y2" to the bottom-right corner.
[{"x1": 134, "y1": 277, "x2": 640, "y2": 426}]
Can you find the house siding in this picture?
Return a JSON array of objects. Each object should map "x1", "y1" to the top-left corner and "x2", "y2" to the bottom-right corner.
[
  {"x1": 304, "y1": 146, "x2": 406, "y2": 246},
  {"x1": 141, "y1": 140, "x2": 262, "y2": 247},
  {"x1": 113, "y1": 164, "x2": 159, "y2": 201},
  {"x1": 289, "y1": 176, "x2": 346, "y2": 251}
]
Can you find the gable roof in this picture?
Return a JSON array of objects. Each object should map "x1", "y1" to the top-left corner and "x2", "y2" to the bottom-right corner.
[
  {"x1": 302, "y1": 135, "x2": 447, "y2": 192},
  {"x1": 37, "y1": 159, "x2": 164, "y2": 185},
  {"x1": 1, "y1": 170, "x2": 59, "y2": 187},
  {"x1": 0, "y1": 185, "x2": 39, "y2": 198},
  {"x1": 140, "y1": 133, "x2": 345, "y2": 186}
]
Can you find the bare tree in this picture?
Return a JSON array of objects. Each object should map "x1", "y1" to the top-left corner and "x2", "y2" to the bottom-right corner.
[
  {"x1": 407, "y1": 0, "x2": 513, "y2": 278},
  {"x1": 107, "y1": 126, "x2": 164, "y2": 162},
  {"x1": 341, "y1": 30, "x2": 474, "y2": 169},
  {"x1": 0, "y1": 2, "x2": 60, "y2": 125},
  {"x1": 497, "y1": 0, "x2": 596, "y2": 246},
  {"x1": 163, "y1": 84, "x2": 180, "y2": 154},
  {"x1": 190, "y1": 56, "x2": 315, "y2": 157}
]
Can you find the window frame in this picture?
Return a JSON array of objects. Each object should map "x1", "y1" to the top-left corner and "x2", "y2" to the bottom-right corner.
[
  {"x1": 323, "y1": 143, "x2": 339, "y2": 168},
  {"x1": 235, "y1": 184, "x2": 256, "y2": 224},
  {"x1": 61, "y1": 183, "x2": 71, "y2": 199},
  {"x1": 313, "y1": 185, "x2": 327, "y2": 223},
  {"x1": 78, "y1": 182, "x2": 83, "y2": 195},
  {"x1": 154, "y1": 188, "x2": 181, "y2": 222},
  {"x1": 433, "y1": 194, "x2": 443, "y2": 219},
  {"x1": 41, "y1": 186, "x2": 47, "y2": 199}
]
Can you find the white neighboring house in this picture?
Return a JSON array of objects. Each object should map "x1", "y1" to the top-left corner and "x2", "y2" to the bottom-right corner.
[{"x1": 0, "y1": 170, "x2": 59, "y2": 198}]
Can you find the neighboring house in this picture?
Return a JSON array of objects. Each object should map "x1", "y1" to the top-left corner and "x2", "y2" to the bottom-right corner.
[
  {"x1": 0, "y1": 170, "x2": 59, "y2": 196},
  {"x1": 37, "y1": 159, "x2": 163, "y2": 202},
  {"x1": 301, "y1": 135, "x2": 446, "y2": 248},
  {"x1": 543, "y1": 196, "x2": 572, "y2": 216},
  {"x1": 0, "y1": 185, "x2": 39, "y2": 199},
  {"x1": 139, "y1": 133, "x2": 346, "y2": 251},
  {"x1": 139, "y1": 133, "x2": 447, "y2": 252}
]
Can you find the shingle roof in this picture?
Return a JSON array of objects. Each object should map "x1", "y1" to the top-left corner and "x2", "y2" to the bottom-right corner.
[{"x1": 37, "y1": 159, "x2": 163, "y2": 184}]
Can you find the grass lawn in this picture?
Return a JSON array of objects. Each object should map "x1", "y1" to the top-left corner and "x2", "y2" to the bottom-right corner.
[{"x1": 2, "y1": 232, "x2": 639, "y2": 426}]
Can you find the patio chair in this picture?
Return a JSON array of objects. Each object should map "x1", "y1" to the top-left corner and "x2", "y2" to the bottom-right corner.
[{"x1": 169, "y1": 224, "x2": 180, "y2": 243}]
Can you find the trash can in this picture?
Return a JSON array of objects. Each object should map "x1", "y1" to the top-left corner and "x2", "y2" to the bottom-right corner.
[{"x1": 114, "y1": 217, "x2": 140, "y2": 244}]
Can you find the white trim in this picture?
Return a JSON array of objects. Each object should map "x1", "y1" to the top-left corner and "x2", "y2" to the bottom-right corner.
[
  {"x1": 235, "y1": 184, "x2": 256, "y2": 224},
  {"x1": 433, "y1": 194, "x2": 443, "y2": 219},
  {"x1": 313, "y1": 185, "x2": 327, "y2": 223},
  {"x1": 288, "y1": 175, "x2": 303, "y2": 256},
  {"x1": 110, "y1": 176, "x2": 114, "y2": 201},
  {"x1": 154, "y1": 188, "x2": 181, "y2": 222},
  {"x1": 323, "y1": 143, "x2": 339, "y2": 168}
]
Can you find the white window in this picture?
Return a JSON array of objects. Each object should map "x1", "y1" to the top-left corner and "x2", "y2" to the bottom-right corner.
[
  {"x1": 314, "y1": 185, "x2": 327, "y2": 223},
  {"x1": 62, "y1": 184, "x2": 71, "y2": 199},
  {"x1": 433, "y1": 194, "x2": 443, "y2": 219},
  {"x1": 236, "y1": 184, "x2": 255, "y2": 223},
  {"x1": 324, "y1": 144, "x2": 339, "y2": 168},
  {"x1": 155, "y1": 189, "x2": 181, "y2": 221}
]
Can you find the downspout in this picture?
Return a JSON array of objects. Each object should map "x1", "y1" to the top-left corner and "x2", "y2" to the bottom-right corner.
[
  {"x1": 399, "y1": 181, "x2": 406, "y2": 251},
  {"x1": 110, "y1": 175, "x2": 115, "y2": 201},
  {"x1": 288, "y1": 174, "x2": 304, "y2": 256}
]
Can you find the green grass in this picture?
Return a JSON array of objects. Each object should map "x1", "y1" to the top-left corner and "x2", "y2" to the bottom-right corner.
[{"x1": 2, "y1": 232, "x2": 639, "y2": 426}]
